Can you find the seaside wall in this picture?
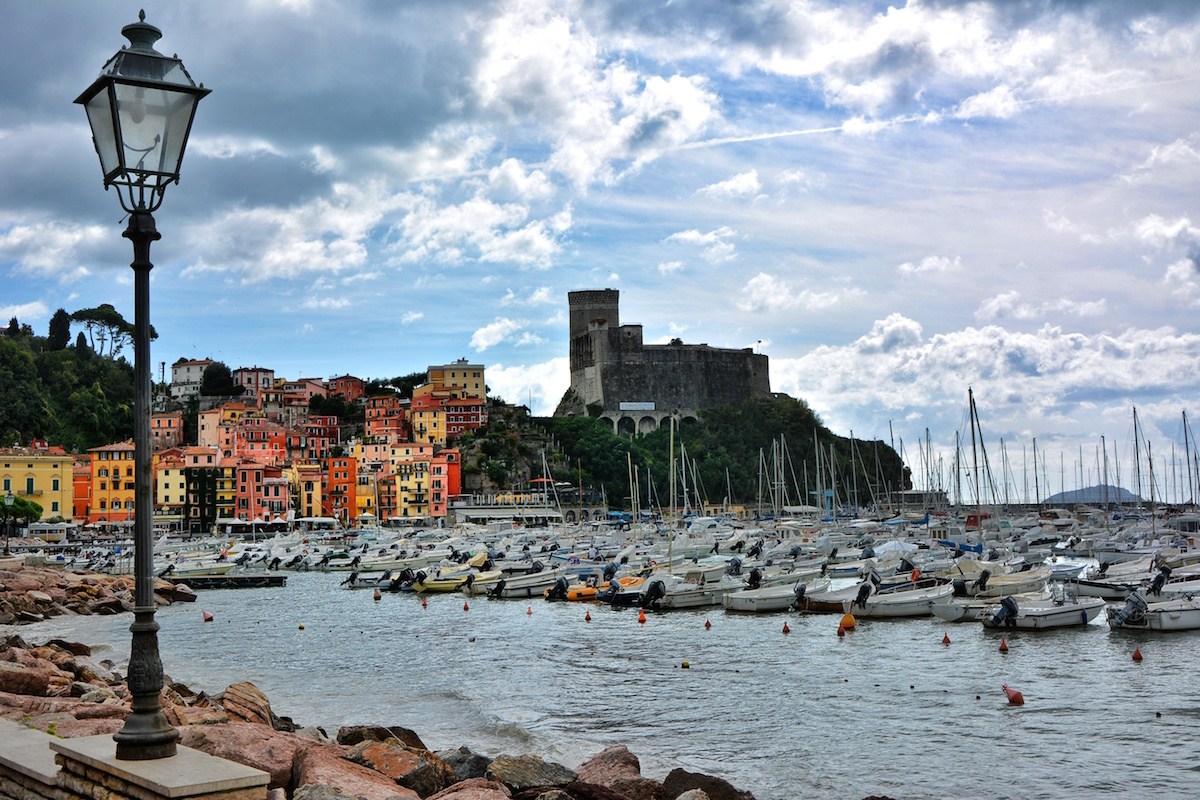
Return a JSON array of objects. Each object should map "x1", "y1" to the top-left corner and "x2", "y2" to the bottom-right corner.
[{"x1": 560, "y1": 289, "x2": 771, "y2": 432}]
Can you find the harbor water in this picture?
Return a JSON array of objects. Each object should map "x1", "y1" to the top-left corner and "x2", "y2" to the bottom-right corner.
[{"x1": 6, "y1": 571, "x2": 1200, "y2": 800}]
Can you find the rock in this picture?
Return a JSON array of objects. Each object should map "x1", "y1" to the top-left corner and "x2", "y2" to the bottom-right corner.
[
  {"x1": 427, "y1": 778, "x2": 512, "y2": 800},
  {"x1": 73, "y1": 656, "x2": 116, "y2": 683},
  {"x1": 0, "y1": 661, "x2": 52, "y2": 696},
  {"x1": 511, "y1": 784, "x2": 629, "y2": 800},
  {"x1": 661, "y1": 770, "x2": 754, "y2": 800},
  {"x1": 293, "y1": 784, "x2": 359, "y2": 800},
  {"x1": 346, "y1": 740, "x2": 457, "y2": 798},
  {"x1": 26, "y1": 590, "x2": 53, "y2": 603},
  {"x1": 674, "y1": 792, "x2": 710, "y2": 800},
  {"x1": 219, "y1": 681, "x2": 294, "y2": 730},
  {"x1": 173, "y1": 584, "x2": 198, "y2": 602},
  {"x1": 338, "y1": 724, "x2": 428, "y2": 751},
  {"x1": 486, "y1": 755, "x2": 577, "y2": 793},
  {"x1": 267, "y1": 789, "x2": 287, "y2": 800},
  {"x1": 88, "y1": 596, "x2": 130, "y2": 615},
  {"x1": 30, "y1": 713, "x2": 124, "y2": 738},
  {"x1": 534, "y1": 792, "x2": 572, "y2": 800},
  {"x1": 179, "y1": 721, "x2": 309, "y2": 789},
  {"x1": 292, "y1": 743, "x2": 420, "y2": 800},
  {"x1": 576, "y1": 747, "x2": 663, "y2": 800},
  {"x1": 46, "y1": 639, "x2": 91, "y2": 656},
  {"x1": 3, "y1": 634, "x2": 32, "y2": 650},
  {"x1": 438, "y1": 746, "x2": 493, "y2": 782},
  {"x1": 163, "y1": 705, "x2": 231, "y2": 726},
  {"x1": 295, "y1": 726, "x2": 332, "y2": 743},
  {"x1": 79, "y1": 687, "x2": 120, "y2": 704}
]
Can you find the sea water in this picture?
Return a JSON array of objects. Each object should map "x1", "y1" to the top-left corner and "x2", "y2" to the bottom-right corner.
[{"x1": 6, "y1": 572, "x2": 1200, "y2": 800}]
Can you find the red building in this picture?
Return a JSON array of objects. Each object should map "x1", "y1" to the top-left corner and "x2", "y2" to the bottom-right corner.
[
  {"x1": 429, "y1": 449, "x2": 461, "y2": 518},
  {"x1": 444, "y1": 397, "x2": 487, "y2": 438},
  {"x1": 327, "y1": 375, "x2": 365, "y2": 403},
  {"x1": 323, "y1": 455, "x2": 358, "y2": 526},
  {"x1": 365, "y1": 395, "x2": 408, "y2": 439}
]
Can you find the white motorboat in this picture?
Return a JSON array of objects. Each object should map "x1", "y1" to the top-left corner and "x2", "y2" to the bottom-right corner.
[
  {"x1": 1047, "y1": 557, "x2": 1090, "y2": 581},
  {"x1": 639, "y1": 570, "x2": 743, "y2": 610},
  {"x1": 1108, "y1": 591, "x2": 1200, "y2": 631},
  {"x1": 980, "y1": 589, "x2": 1106, "y2": 630},
  {"x1": 957, "y1": 565, "x2": 1051, "y2": 598},
  {"x1": 725, "y1": 577, "x2": 832, "y2": 613},
  {"x1": 932, "y1": 589, "x2": 1054, "y2": 623},
  {"x1": 490, "y1": 565, "x2": 580, "y2": 599},
  {"x1": 848, "y1": 581, "x2": 955, "y2": 618}
]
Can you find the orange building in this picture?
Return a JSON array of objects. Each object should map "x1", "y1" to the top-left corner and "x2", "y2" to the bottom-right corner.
[
  {"x1": 87, "y1": 441, "x2": 136, "y2": 523},
  {"x1": 323, "y1": 455, "x2": 357, "y2": 525},
  {"x1": 73, "y1": 457, "x2": 91, "y2": 521},
  {"x1": 328, "y1": 375, "x2": 365, "y2": 403},
  {"x1": 365, "y1": 394, "x2": 408, "y2": 439},
  {"x1": 151, "y1": 411, "x2": 183, "y2": 452}
]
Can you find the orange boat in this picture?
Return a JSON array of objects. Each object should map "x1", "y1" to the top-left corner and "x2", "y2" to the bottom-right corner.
[{"x1": 548, "y1": 575, "x2": 646, "y2": 601}]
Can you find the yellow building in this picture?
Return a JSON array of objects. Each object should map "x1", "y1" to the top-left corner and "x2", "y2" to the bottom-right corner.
[
  {"x1": 154, "y1": 451, "x2": 187, "y2": 527},
  {"x1": 396, "y1": 459, "x2": 430, "y2": 519},
  {"x1": 291, "y1": 463, "x2": 324, "y2": 519},
  {"x1": 411, "y1": 407, "x2": 447, "y2": 446},
  {"x1": 0, "y1": 445, "x2": 75, "y2": 521},
  {"x1": 88, "y1": 441, "x2": 136, "y2": 523},
  {"x1": 426, "y1": 359, "x2": 485, "y2": 399}
]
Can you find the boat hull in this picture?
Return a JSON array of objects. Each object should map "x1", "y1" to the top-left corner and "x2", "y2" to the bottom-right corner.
[{"x1": 982, "y1": 597, "x2": 1106, "y2": 629}]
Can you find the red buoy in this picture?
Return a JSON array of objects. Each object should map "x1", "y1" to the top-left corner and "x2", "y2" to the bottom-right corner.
[
  {"x1": 1133, "y1": 647, "x2": 1143, "y2": 662},
  {"x1": 585, "y1": 611, "x2": 591, "y2": 622},
  {"x1": 999, "y1": 637, "x2": 1008, "y2": 653},
  {"x1": 638, "y1": 609, "x2": 647, "y2": 624},
  {"x1": 463, "y1": 601, "x2": 469, "y2": 611},
  {"x1": 422, "y1": 598, "x2": 427, "y2": 608},
  {"x1": 202, "y1": 610, "x2": 213, "y2": 622},
  {"x1": 527, "y1": 606, "x2": 532, "y2": 615},
  {"x1": 837, "y1": 624, "x2": 845, "y2": 637},
  {"x1": 1003, "y1": 684, "x2": 1024, "y2": 705},
  {"x1": 942, "y1": 633, "x2": 951, "y2": 645},
  {"x1": 782, "y1": 621, "x2": 790, "y2": 634},
  {"x1": 705, "y1": 619, "x2": 712, "y2": 629}
]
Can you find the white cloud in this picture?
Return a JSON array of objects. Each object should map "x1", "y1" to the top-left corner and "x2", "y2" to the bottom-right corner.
[
  {"x1": 897, "y1": 255, "x2": 962, "y2": 276},
  {"x1": 658, "y1": 260, "x2": 684, "y2": 275},
  {"x1": 401, "y1": 311, "x2": 424, "y2": 324},
  {"x1": 953, "y1": 85, "x2": 1020, "y2": 120},
  {"x1": 697, "y1": 170, "x2": 761, "y2": 199},
  {"x1": 486, "y1": 357, "x2": 570, "y2": 415},
  {"x1": 1133, "y1": 215, "x2": 1200, "y2": 249},
  {"x1": 471, "y1": 317, "x2": 532, "y2": 351},
  {"x1": 302, "y1": 297, "x2": 350, "y2": 310},
  {"x1": 1043, "y1": 210, "x2": 1102, "y2": 244},
  {"x1": 975, "y1": 291, "x2": 1107, "y2": 321},
  {"x1": 1121, "y1": 134, "x2": 1200, "y2": 183},
  {"x1": 500, "y1": 286, "x2": 556, "y2": 306},
  {"x1": 665, "y1": 226, "x2": 737, "y2": 263},
  {"x1": 486, "y1": 158, "x2": 556, "y2": 202},
  {"x1": 738, "y1": 272, "x2": 864, "y2": 312},
  {"x1": 1164, "y1": 257, "x2": 1200, "y2": 306},
  {"x1": 191, "y1": 136, "x2": 284, "y2": 160},
  {"x1": 0, "y1": 220, "x2": 105, "y2": 280},
  {"x1": 0, "y1": 300, "x2": 48, "y2": 323}
]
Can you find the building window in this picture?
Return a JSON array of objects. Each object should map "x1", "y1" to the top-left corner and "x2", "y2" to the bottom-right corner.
[
  {"x1": 26, "y1": 477, "x2": 34, "y2": 494},
  {"x1": 52, "y1": 478, "x2": 60, "y2": 491}
]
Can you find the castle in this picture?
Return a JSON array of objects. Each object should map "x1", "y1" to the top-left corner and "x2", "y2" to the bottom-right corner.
[{"x1": 555, "y1": 289, "x2": 772, "y2": 433}]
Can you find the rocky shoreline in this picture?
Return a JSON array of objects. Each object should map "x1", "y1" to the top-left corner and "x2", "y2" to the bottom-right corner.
[{"x1": 1, "y1": 565, "x2": 764, "y2": 800}]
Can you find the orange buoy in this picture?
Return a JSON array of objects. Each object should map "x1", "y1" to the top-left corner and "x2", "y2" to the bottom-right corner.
[
  {"x1": 1133, "y1": 647, "x2": 1143, "y2": 662},
  {"x1": 999, "y1": 637, "x2": 1008, "y2": 653},
  {"x1": 837, "y1": 624, "x2": 845, "y2": 637},
  {"x1": 840, "y1": 612, "x2": 856, "y2": 630},
  {"x1": 527, "y1": 606, "x2": 532, "y2": 615},
  {"x1": 202, "y1": 610, "x2": 213, "y2": 622},
  {"x1": 463, "y1": 601, "x2": 469, "y2": 611},
  {"x1": 705, "y1": 619, "x2": 712, "y2": 629},
  {"x1": 782, "y1": 621, "x2": 790, "y2": 634},
  {"x1": 942, "y1": 633, "x2": 951, "y2": 645},
  {"x1": 585, "y1": 611, "x2": 591, "y2": 622},
  {"x1": 911, "y1": 568, "x2": 921, "y2": 583},
  {"x1": 373, "y1": 588, "x2": 381, "y2": 601},
  {"x1": 422, "y1": 598, "x2": 427, "y2": 608},
  {"x1": 638, "y1": 609, "x2": 647, "y2": 624},
  {"x1": 1003, "y1": 684, "x2": 1024, "y2": 705}
]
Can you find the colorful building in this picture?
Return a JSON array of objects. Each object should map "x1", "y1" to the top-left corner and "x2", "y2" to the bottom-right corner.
[
  {"x1": 426, "y1": 359, "x2": 486, "y2": 399},
  {"x1": 87, "y1": 441, "x2": 136, "y2": 523},
  {"x1": 323, "y1": 456, "x2": 358, "y2": 525},
  {"x1": 327, "y1": 374, "x2": 365, "y2": 403},
  {"x1": 0, "y1": 443, "x2": 75, "y2": 521},
  {"x1": 233, "y1": 366, "x2": 275, "y2": 403},
  {"x1": 171, "y1": 358, "x2": 213, "y2": 399},
  {"x1": 151, "y1": 411, "x2": 184, "y2": 452},
  {"x1": 365, "y1": 394, "x2": 407, "y2": 439}
]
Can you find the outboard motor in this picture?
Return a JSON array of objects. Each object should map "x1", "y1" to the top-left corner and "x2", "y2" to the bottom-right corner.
[
  {"x1": 340, "y1": 570, "x2": 358, "y2": 587},
  {"x1": 1112, "y1": 592, "x2": 1149, "y2": 625},
  {"x1": 986, "y1": 547, "x2": 1000, "y2": 561},
  {"x1": 988, "y1": 595, "x2": 1020, "y2": 628},
  {"x1": 974, "y1": 570, "x2": 992, "y2": 592},
  {"x1": 748, "y1": 540, "x2": 764, "y2": 559},
  {"x1": 236, "y1": 553, "x2": 251, "y2": 566},
  {"x1": 952, "y1": 579, "x2": 968, "y2": 598},
  {"x1": 464, "y1": 573, "x2": 476, "y2": 592},
  {"x1": 350, "y1": 555, "x2": 361, "y2": 568},
  {"x1": 730, "y1": 539, "x2": 745, "y2": 553},
  {"x1": 790, "y1": 582, "x2": 808, "y2": 610},
  {"x1": 1149, "y1": 565, "x2": 1172, "y2": 596},
  {"x1": 829, "y1": 547, "x2": 839, "y2": 561},
  {"x1": 861, "y1": 545, "x2": 875, "y2": 560},
  {"x1": 1097, "y1": 561, "x2": 1111, "y2": 577},
  {"x1": 710, "y1": 541, "x2": 720, "y2": 555},
  {"x1": 268, "y1": 556, "x2": 282, "y2": 571},
  {"x1": 487, "y1": 578, "x2": 507, "y2": 598},
  {"x1": 727, "y1": 557, "x2": 743, "y2": 577},
  {"x1": 639, "y1": 579, "x2": 667, "y2": 609},
  {"x1": 157, "y1": 564, "x2": 175, "y2": 579},
  {"x1": 482, "y1": 558, "x2": 495, "y2": 571},
  {"x1": 854, "y1": 581, "x2": 873, "y2": 609},
  {"x1": 602, "y1": 562, "x2": 619, "y2": 582},
  {"x1": 545, "y1": 576, "x2": 570, "y2": 601},
  {"x1": 748, "y1": 568, "x2": 763, "y2": 591},
  {"x1": 530, "y1": 560, "x2": 545, "y2": 574}
]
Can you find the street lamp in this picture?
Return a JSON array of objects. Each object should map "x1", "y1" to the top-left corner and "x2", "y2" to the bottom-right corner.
[
  {"x1": 75, "y1": 10, "x2": 209, "y2": 761},
  {"x1": 3, "y1": 491, "x2": 13, "y2": 555}
]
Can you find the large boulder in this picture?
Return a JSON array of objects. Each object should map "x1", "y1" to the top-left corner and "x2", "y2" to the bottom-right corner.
[
  {"x1": 337, "y1": 724, "x2": 428, "y2": 751},
  {"x1": 179, "y1": 721, "x2": 309, "y2": 789},
  {"x1": 220, "y1": 682, "x2": 277, "y2": 727},
  {"x1": 346, "y1": 740, "x2": 457, "y2": 798},
  {"x1": 427, "y1": 778, "x2": 512, "y2": 800},
  {"x1": 576, "y1": 747, "x2": 663, "y2": 800},
  {"x1": 292, "y1": 743, "x2": 420, "y2": 800},
  {"x1": 511, "y1": 784, "x2": 629, "y2": 800},
  {"x1": 486, "y1": 755, "x2": 577, "y2": 793},
  {"x1": 0, "y1": 661, "x2": 52, "y2": 696},
  {"x1": 437, "y1": 746, "x2": 493, "y2": 782},
  {"x1": 673, "y1": 792, "x2": 710, "y2": 800},
  {"x1": 661, "y1": 770, "x2": 754, "y2": 800}
]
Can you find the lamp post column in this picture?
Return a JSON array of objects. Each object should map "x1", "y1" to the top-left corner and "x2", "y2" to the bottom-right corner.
[{"x1": 112, "y1": 209, "x2": 178, "y2": 760}]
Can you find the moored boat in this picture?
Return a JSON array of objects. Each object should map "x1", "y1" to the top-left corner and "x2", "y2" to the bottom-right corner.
[
  {"x1": 1108, "y1": 591, "x2": 1200, "y2": 631},
  {"x1": 981, "y1": 590, "x2": 1105, "y2": 630}
]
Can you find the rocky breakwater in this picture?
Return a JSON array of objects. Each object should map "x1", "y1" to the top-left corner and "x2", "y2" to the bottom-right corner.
[
  {"x1": 0, "y1": 565, "x2": 196, "y2": 625},
  {"x1": 0, "y1": 632, "x2": 759, "y2": 800}
]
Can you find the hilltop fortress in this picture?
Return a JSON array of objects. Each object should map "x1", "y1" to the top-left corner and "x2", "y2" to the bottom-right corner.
[{"x1": 554, "y1": 289, "x2": 772, "y2": 433}]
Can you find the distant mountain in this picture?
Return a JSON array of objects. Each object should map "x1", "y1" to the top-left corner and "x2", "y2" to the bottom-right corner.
[{"x1": 1043, "y1": 485, "x2": 1142, "y2": 505}]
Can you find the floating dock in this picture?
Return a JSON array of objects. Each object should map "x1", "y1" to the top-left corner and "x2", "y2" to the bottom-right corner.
[{"x1": 175, "y1": 574, "x2": 287, "y2": 590}]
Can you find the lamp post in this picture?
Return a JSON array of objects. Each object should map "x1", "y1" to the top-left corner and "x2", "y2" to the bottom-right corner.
[
  {"x1": 75, "y1": 10, "x2": 209, "y2": 761},
  {"x1": 3, "y1": 491, "x2": 13, "y2": 555}
]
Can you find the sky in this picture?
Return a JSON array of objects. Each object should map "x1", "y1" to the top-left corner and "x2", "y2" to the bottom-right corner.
[{"x1": 3, "y1": 0, "x2": 1200, "y2": 503}]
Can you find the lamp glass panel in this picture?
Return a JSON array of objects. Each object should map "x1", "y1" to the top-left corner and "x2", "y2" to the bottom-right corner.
[{"x1": 85, "y1": 89, "x2": 120, "y2": 177}]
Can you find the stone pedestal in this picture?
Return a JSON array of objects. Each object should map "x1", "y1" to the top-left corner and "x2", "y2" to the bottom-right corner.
[{"x1": 0, "y1": 721, "x2": 268, "y2": 800}]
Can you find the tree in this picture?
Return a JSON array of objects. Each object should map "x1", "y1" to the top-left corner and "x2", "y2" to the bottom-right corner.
[
  {"x1": 48, "y1": 309, "x2": 72, "y2": 351},
  {"x1": 71, "y1": 304, "x2": 157, "y2": 359},
  {"x1": 6, "y1": 317, "x2": 17, "y2": 337},
  {"x1": 201, "y1": 361, "x2": 242, "y2": 396}
]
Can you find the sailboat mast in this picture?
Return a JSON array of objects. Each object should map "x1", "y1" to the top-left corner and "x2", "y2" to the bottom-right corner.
[{"x1": 969, "y1": 388, "x2": 982, "y2": 532}]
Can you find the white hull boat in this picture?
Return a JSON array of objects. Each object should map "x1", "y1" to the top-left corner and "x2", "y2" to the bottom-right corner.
[
  {"x1": 981, "y1": 592, "x2": 1106, "y2": 630},
  {"x1": 725, "y1": 578, "x2": 832, "y2": 613},
  {"x1": 1108, "y1": 591, "x2": 1200, "y2": 631},
  {"x1": 848, "y1": 582, "x2": 955, "y2": 618},
  {"x1": 932, "y1": 589, "x2": 1054, "y2": 623}
]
